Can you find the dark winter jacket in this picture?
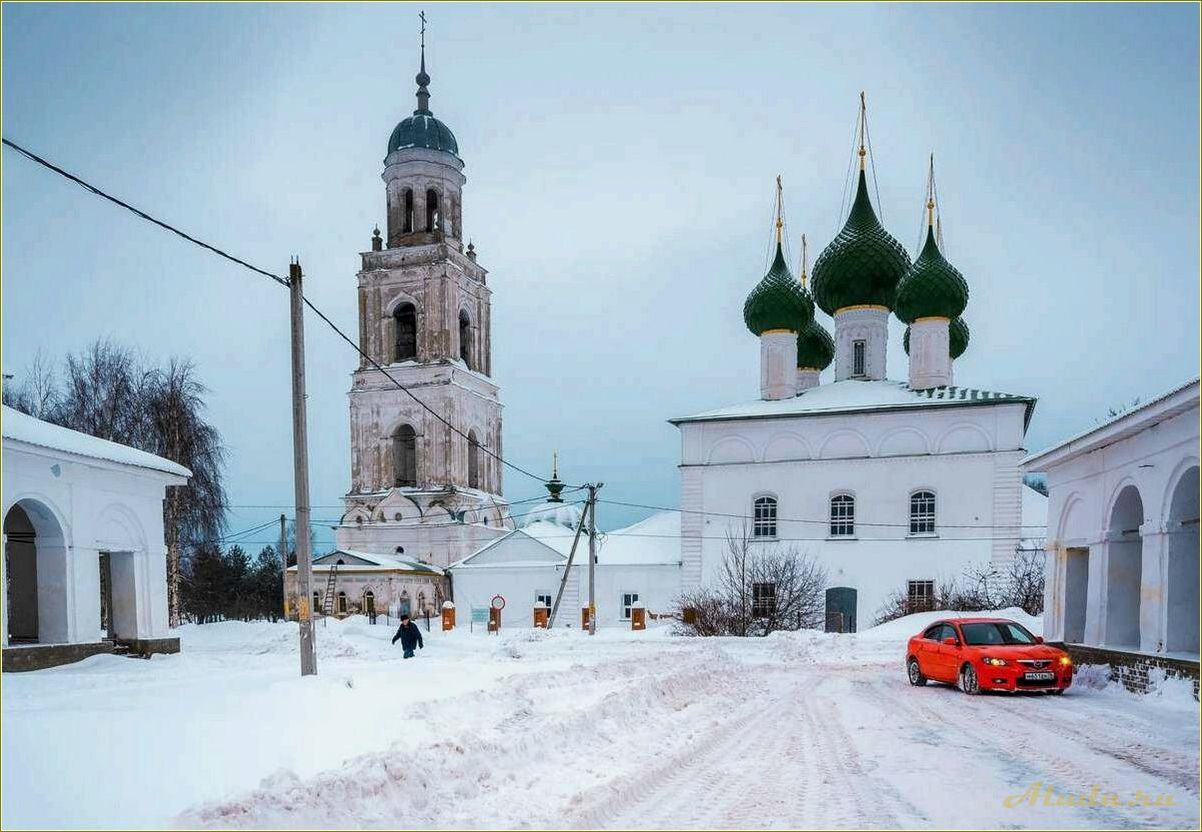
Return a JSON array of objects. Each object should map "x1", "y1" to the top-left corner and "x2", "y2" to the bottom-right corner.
[{"x1": 392, "y1": 620, "x2": 423, "y2": 651}]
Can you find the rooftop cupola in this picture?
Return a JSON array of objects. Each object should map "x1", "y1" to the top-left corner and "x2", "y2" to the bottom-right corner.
[
  {"x1": 744, "y1": 177, "x2": 809, "y2": 400},
  {"x1": 898, "y1": 155, "x2": 969, "y2": 389},
  {"x1": 810, "y1": 94, "x2": 909, "y2": 381},
  {"x1": 794, "y1": 235, "x2": 835, "y2": 392}
]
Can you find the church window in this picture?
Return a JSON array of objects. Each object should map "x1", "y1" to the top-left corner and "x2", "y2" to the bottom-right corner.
[
  {"x1": 459, "y1": 309, "x2": 473, "y2": 368},
  {"x1": 467, "y1": 430, "x2": 480, "y2": 489},
  {"x1": 621, "y1": 591, "x2": 640, "y2": 620},
  {"x1": 753, "y1": 496, "x2": 777, "y2": 538},
  {"x1": 852, "y1": 340, "x2": 866, "y2": 377},
  {"x1": 907, "y1": 580, "x2": 935, "y2": 614},
  {"x1": 363, "y1": 590, "x2": 376, "y2": 616},
  {"x1": 909, "y1": 491, "x2": 936, "y2": 535},
  {"x1": 393, "y1": 424, "x2": 417, "y2": 487},
  {"x1": 536, "y1": 592, "x2": 553, "y2": 609},
  {"x1": 426, "y1": 188, "x2": 440, "y2": 232},
  {"x1": 752, "y1": 582, "x2": 776, "y2": 617},
  {"x1": 402, "y1": 188, "x2": 414, "y2": 233},
  {"x1": 394, "y1": 303, "x2": 417, "y2": 362},
  {"x1": 312, "y1": 591, "x2": 321, "y2": 614},
  {"x1": 336, "y1": 591, "x2": 348, "y2": 615},
  {"x1": 830, "y1": 494, "x2": 855, "y2": 537}
]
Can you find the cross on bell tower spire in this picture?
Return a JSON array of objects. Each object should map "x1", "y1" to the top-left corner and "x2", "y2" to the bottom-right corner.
[{"x1": 415, "y1": 10, "x2": 432, "y2": 115}]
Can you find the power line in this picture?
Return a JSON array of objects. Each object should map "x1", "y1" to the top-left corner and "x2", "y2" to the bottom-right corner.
[
  {"x1": 1, "y1": 136, "x2": 564, "y2": 488},
  {"x1": 596, "y1": 497, "x2": 1048, "y2": 531}
]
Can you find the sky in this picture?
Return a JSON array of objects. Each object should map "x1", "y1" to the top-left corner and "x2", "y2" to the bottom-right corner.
[{"x1": 2, "y1": 3, "x2": 1199, "y2": 548}]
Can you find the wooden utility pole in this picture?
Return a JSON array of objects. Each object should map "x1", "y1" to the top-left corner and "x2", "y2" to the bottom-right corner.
[
  {"x1": 587, "y1": 483, "x2": 603, "y2": 635},
  {"x1": 289, "y1": 259, "x2": 317, "y2": 676},
  {"x1": 279, "y1": 513, "x2": 288, "y2": 620}
]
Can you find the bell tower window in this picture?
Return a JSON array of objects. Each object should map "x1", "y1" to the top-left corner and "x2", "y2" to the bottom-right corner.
[
  {"x1": 426, "y1": 188, "x2": 440, "y2": 232},
  {"x1": 852, "y1": 340, "x2": 866, "y2": 377},
  {"x1": 393, "y1": 424, "x2": 417, "y2": 488},
  {"x1": 394, "y1": 303, "x2": 417, "y2": 362},
  {"x1": 402, "y1": 188, "x2": 414, "y2": 234},
  {"x1": 467, "y1": 430, "x2": 480, "y2": 489},
  {"x1": 459, "y1": 309, "x2": 473, "y2": 369}
]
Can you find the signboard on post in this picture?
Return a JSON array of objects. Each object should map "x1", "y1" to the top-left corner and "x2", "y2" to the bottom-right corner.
[{"x1": 470, "y1": 607, "x2": 489, "y2": 632}]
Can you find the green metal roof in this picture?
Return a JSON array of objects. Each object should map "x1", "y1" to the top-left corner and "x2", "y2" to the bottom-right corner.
[
  {"x1": 810, "y1": 170, "x2": 911, "y2": 315},
  {"x1": 388, "y1": 52, "x2": 460, "y2": 158},
  {"x1": 796, "y1": 318, "x2": 835, "y2": 370},
  {"x1": 743, "y1": 242, "x2": 811, "y2": 335},
  {"x1": 894, "y1": 225, "x2": 969, "y2": 324}
]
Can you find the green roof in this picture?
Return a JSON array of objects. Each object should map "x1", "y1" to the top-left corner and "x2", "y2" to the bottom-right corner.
[
  {"x1": 743, "y1": 242, "x2": 811, "y2": 335},
  {"x1": 810, "y1": 170, "x2": 911, "y2": 314},
  {"x1": 388, "y1": 52, "x2": 460, "y2": 158},
  {"x1": 903, "y1": 316, "x2": 970, "y2": 359},
  {"x1": 796, "y1": 318, "x2": 835, "y2": 370},
  {"x1": 894, "y1": 225, "x2": 969, "y2": 323}
]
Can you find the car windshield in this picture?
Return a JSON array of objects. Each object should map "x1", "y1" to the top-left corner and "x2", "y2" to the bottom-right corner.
[{"x1": 960, "y1": 622, "x2": 1037, "y2": 646}]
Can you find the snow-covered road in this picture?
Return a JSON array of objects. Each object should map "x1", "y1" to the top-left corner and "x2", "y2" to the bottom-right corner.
[{"x1": 3, "y1": 614, "x2": 1198, "y2": 829}]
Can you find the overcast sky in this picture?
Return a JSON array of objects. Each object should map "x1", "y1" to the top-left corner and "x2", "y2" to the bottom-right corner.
[{"x1": 3, "y1": 3, "x2": 1199, "y2": 545}]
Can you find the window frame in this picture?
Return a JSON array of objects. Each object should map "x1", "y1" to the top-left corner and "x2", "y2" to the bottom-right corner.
[
  {"x1": 621, "y1": 591, "x2": 640, "y2": 620},
  {"x1": 752, "y1": 494, "x2": 778, "y2": 539},
  {"x1": 751, "y1": 581, "x2": 776, "y2": 618},
  {"x1": 393, "y1": 302, "x2": 418, "y2": 363},
  {"x1": 336, "y1": 590, "x2": 348, "y2": 615},
  {"x1": 909, "y1": 490, "x2": 937, "y2": 536},
  {"x1": 906, "y1": 579, "x2": 935, "y2": 614},
  {"x1": 829, "y1": 493, "x2": 856, "y2": 538},
  {"x1": 852, "y1": 339, "x2": 866, "y2": 377},
  {"x1": 393, "y1": 424, "x2": 417, "y2": 488},
  {"x1": 535, "y1": 592, "x2": 553, "y2": 610}
]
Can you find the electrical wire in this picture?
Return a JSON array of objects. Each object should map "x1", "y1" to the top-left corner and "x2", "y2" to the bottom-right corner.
[{"x1": 1, "y1": 137, "x2": 565, "y2": 488}]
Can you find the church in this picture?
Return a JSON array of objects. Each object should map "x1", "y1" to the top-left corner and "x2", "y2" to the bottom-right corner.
[
  {"x1": 332, "y1": 37, "x2": 511, "y2": 583},
  {"x1": 671, "y1": 107, "x2": 1045, "y2": 631}
]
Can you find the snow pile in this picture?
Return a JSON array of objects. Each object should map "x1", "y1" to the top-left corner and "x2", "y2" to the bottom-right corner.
[{"x1": 519, "y1": 501, "x2": 583, "y2": 529}]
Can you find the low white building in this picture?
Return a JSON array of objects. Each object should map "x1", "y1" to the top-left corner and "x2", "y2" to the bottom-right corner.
[
  {"x1": 2, "y1": 405, "x2": 189, "y2": 669},
  {"x1": 447, "y1": 503, "x2": 681, "y2": 628},
  {"x1": 1022, "y1": 378, "x2": 1198, "y2": 687},
  {"x1": 284, "y1": 549, "x2": 446, "y2": 621}
]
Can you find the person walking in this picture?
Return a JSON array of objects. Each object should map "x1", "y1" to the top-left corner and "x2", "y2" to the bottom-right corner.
[{"x1": 391, "y1": 613, "x2": 424, "y2": 658}]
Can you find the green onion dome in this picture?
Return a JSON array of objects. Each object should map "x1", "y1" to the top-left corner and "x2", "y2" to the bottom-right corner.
[
  {"x1": 743, "y1": 242, "x2": 811, "y2": 336},
  {"x1": 894, "y1": 225, "x2": 968, "y2": 324},
  {"x1": 903, "y1": 316, "x2": 970, "y2": 358},
  {"x1": 796, "y1": 318, "x2": 835, "y2": 370},
  {"x1": 810, "y1": 170, "x2": 911, "y2": 315}
]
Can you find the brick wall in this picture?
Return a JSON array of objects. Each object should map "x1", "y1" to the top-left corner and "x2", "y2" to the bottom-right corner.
[{"x1": 1055, "y1": 642, "x2": 1200, "y2": 699}]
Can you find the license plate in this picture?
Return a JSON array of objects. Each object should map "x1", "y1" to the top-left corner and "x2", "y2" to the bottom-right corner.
[{"x1": 1025, "y1": 671, "x2": 1055, "y2": 681}]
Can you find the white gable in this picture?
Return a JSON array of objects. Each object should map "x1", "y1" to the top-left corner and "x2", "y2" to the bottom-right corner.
[{"x1": 451, "y1": 529, "x2": 567, "y2": 569}]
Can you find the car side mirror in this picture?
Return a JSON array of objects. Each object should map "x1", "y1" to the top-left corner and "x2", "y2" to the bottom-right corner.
[
  {"x1": 942, "y1": 636, "x2": 958, "y2": 646},
  {"x1": 1035, "y1": 636, "x2": 1044, "y2": 644}
]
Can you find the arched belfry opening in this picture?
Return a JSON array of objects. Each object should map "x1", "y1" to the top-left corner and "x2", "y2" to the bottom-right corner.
[
  {"x1": 403, "y1": 188, "x2": 414, "y2": 234},
  {"x1": 426, "y1": 188, "x2": 440, "y2": 232},
  {"x1": 394, "y1": 303, "x2": 417, "y2": 363},
  {"x1": 467, "y1": 430, "x2": 480, "y2": 489},
  {"x1": 459, "y1": 309, "x2": 473, "y2": 369},
  {"x1": 4, "y1": 499, "x2": 70, "y2": 645},
  {"x1": 1167, "y1": 467, "x2": 1200, "y2": 654},
  {"x1": 393, "y1": 424, "x2": 418, "y2": 488},
  {"x1": 1106, "y1": 485, "x2": 1143, "y2": 649}
]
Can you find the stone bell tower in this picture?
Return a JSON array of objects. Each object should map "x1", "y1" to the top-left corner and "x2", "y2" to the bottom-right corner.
[{"x1": 336, "y1": 31, "x2": 509, "y2": 567}]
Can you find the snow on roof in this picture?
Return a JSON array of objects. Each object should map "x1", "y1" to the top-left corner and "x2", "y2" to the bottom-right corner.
[
  {"x1": 1, "y1": 405, "x2": 191, "y2": 478},
  {"x1": 288, "y1": 549, "x2": 443, "y2": 575},
  {"x1": 600, "y1": 511, "x2": 682, "y2": 565},
  {"x1": 520, "y1": 501, "x2": 584, "y2": 530},
  {"x1": 671, "y1": 379, "x2": 1034, "y2": 427},
  {"x1": 519, "y1": 520, "x2": 582, "y2": 557}
]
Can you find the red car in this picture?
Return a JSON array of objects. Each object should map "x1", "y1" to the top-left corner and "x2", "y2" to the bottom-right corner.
[{"x1": 905, "y1": 617, "x2": 1072, "y2": 694}]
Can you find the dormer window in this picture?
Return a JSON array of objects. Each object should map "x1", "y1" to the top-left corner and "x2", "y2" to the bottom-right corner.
[{"x1": 852, "y1": 340, "x2": 866, "y2": 377}]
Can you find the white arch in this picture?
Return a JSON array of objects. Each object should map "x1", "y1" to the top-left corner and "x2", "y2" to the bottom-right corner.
[
  {"x1": 1161, "y1": 456, "x2": 1201, "y2": 525},
  {"x1": 1105, "y1": 477, "x2": 1146, "y2": 531},
  {"x1": 875, "y1": 427, "x2": 932, "y2": 457},
  {"x1": 707, "y1": 436, "x2": 757, "y2": 464},
  {"x1": 762, "y1": 432, "x2": 812, "y2": 462},
  {"x1": 4, "y1": 495, "x2": 72, "y2": 645},
  {"x1": 383, "y1": 291, "x2": 421, "y2": 318},
  {"x1": 935, "y1": 422, "x2": 993, "y2": 454},
  {"x1": 818, "y1": 430, "x2": 871, "y2": 460},
  {"x1": 95, "y1": 501, "x2": 147, "y2": 553},
  {"x1": 1056, "y1": 492, "x2": 1090, "y2": 542}
]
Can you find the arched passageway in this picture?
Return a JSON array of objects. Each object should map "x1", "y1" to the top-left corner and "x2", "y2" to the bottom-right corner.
[
  {"x1": 1166, "y1": 468, "x2": 1199, "y2": 654},
  {"x1": 4, "y1": 499, "x2": 70, "y2": 644},
  {"x1": 1105, "y1": 485, "x2": 1143, "y2": 649}
]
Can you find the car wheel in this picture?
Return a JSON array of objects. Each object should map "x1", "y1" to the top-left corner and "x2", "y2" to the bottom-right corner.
[
  {"x1": 1047, "y1": 689, "x2": 1065, "y2": 696},
  {"x1": 907, "y1": 657, "x2": 927, "y2": 687},
  {"x1": 960, "y1": 663, "x2": 980, "y2": 695}
]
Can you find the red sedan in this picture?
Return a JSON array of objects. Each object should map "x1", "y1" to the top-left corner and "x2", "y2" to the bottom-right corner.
[{"x1": 905, "y1": 617, "x2": 1072, "y2": 694}]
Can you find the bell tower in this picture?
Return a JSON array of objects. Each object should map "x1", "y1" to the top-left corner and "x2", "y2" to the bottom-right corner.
[{"x1": 337, "y1": 25, "x2": 509, "y2": 566}]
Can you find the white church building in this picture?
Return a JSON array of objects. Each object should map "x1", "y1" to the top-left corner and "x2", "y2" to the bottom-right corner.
[
  {"x1": 672, "y1": 142, "x2": 1044, "y2": 631},
  {"x1": 2, "y1": 405, "x2": 188, "y2": 669}
]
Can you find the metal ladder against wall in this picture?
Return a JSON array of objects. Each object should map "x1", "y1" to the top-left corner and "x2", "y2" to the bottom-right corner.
[{"x1": 321, "y1": 562, "x2": 340, "y2": 617}]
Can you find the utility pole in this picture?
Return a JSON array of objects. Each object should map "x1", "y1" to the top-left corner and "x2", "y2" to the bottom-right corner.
[
  {"x1": 587, "y1": 482, "x2": 603, "y2": 635},
  {"x1": 289, "y1": 259, "x2": 317, "y2": 676},
  {"x1": 278, "y1": 513, "x2": 288, "y2": 620}
]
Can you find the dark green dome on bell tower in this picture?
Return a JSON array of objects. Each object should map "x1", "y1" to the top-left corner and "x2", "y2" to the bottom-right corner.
[
  {"x1": 387, "y1": 24, "x2": 460, "y2": 158},
  {"x1": 894, "y1": 157, "x2": 968, "y2": 324},
  {"x1": 743, "y1": 242, "x2": 810, "y2": 335}
]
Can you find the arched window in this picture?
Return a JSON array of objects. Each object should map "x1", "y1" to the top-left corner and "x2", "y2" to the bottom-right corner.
[
  {"x1": 467, "y1": 430, "x2": 481, "y2": 489},
  {"x1": 394, "y1": 303, "x2": 417, "y2": 362},
  {"x1": 402, "y1": 188, "x2": 414, "y2": 233},
  {"x1": 830, "y1": 494, "x2": 855, "y2": 537},
  {"x1": 753, "y1": 496, "x2": 777, "y2": 538},
  {"x1": 417, "y1": 591, "x2": 427, "y2": 614},
  {"x1": 393, "y1": 424, "x2": 417, "y2": 487},
  {"x1": 458, "y1": 309, "x2": 473, "y2": 368},
  {"x1": 426, "y1": 188, "x2": 440, "y2": 232},
  {"x1": 312, "y1": 591, "x2": 321, "y2": 615},
  {"x1": 909, "y1": 491, "x2": 936, "y2": 535},
  {"x1": 336, "y1": 590, "x2": 348, "y2": 615},
  {"x1": 363, "y1": 590, "x2": 376, "y2": 616}
]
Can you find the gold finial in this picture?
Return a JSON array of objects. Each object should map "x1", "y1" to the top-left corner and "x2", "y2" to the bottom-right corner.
[
  {"x1": 774, "y1": 175, "x2": 784, "y2": 244},
  {"x1": 552, "y1": 450, "x2": 558, "y2": 479},
  {"x1": 926, "y1": 153, "x2": 936, "y2": 228},
  {"x1": 858, "y1": 91, "x2": 867, "y2": 171},
  {"x1": 800, "y1": 233, "x2": 808, "y2": 286}
]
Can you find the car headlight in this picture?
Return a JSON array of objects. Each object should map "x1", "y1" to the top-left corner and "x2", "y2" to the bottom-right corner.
[
  {"x1": 982, "y1": 657, "x2": 1007, "y2": 667},
  {"x1": 1059, "y1": 656, "x2": 1072, "y2": 667}
]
